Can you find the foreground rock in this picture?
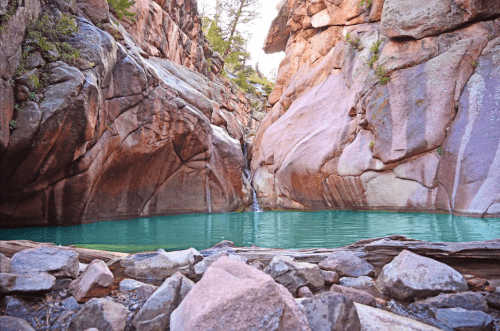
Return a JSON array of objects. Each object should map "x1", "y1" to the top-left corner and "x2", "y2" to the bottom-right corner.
[
  {"x1": 170, "y1": 256, "x2": 311, "y2": 330},
  {"x1": 319, "y1": 251, "x2": 375, "y2": 277},
  {"x1": 354, "y1": 303, "x2": 443, "y2": 331},
  {"x1": 133, "y1": 272, "x2": 194, "y2": 331},
  {"x1": 68, "y1": 298, "x2": 127, "y2": 331},
  {"x1": 0, "y1": 273, "x2": 55, "y2": 293},
  {"x1": 411, "y1": 292, "x2": 489, "y2": 312},
  {"x1": 330, "y1": 285, "x2": 377, "y2": 307},
  {"x1": 265, "y1": 255, "x2": 325, "y2": 295},
  {"x1": 431, "y1": 307, "x2": 494, "y2": 331},
  {"x1": 69, "y1": 259, "x2": 114, "y2": 302},
  {"x1": 377, "y1": 250, "x2": 468, "y2": 300},
  {"x1": 0, "y1": 316, "x2": 35, "y2": 331},
  {"x1": 300, "y1": 292, "x2": 361, "y2": 331},
  {"x1": 121, "y1": 248, "x2": 203, "y2": 280},
  {"x1": 10, "y1": 247, "x2": 79, "y2": 278}
]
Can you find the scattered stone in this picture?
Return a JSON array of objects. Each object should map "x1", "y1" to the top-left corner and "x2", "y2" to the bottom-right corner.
[
  {"x1": 193, "y1": 250, "x2": 247, "y2": 281},
  {"x1": 298, "y1": 286, "x2": 313, "y2": 298},
  {"x1": 69, "y1": 298, "x2": 128, "y2": 331},
  {"x1": 135, "y1": 283, "x2": 157, "y2": 301},
  {"x1": 319, "y1": 251, "x2": 375, "y2": 277},
  {"x1": 250, "y1": 260, "x2": 265, "y2": 270},
  {"x1": 0, "y1": 253, "x2": 11, "y2": 273},
  {"x1": 320, "y1": 269, "x2": 339, "y2": 284},
  {"x1": 411, "y1": 292, "x2": 489, "y2": 312},
  {"x1": 485, "y1": 292, "x2": 500, "y2": 310},
  {"x1": 121, "y1": 248, "x2": 203, "y2": 280},
  {"x1": 377, "y1": 250, "x2": 468, "y2": 300},
  {"x1": 10, "y1": 246, "x2": 79, "y2": 278},
  {"x1": 300, "y1": 292, "x2": 361, "y2": 331},
  {"x1": 69, "y1": 259, "x2": 114, "y2": 302},
  {"x1": 330, "y1": 285, "x2": 377, "y2": 307},
  {"x1": 264, "y1": 255, "x2": 325, "y2": 295},
  {"x1": 169, "y1": 256, "x2": 311, "y2": 330},
  {"x1": 61, "y1": 296, "x2": 80, "y2": 310},
  {"x1": 3, "y1": 296, "x2": 30, "y2": 319},
  {"x1": 119, "y1": 278, "x2": 145, "y2": 292},
  {"x1": 0, "y1": 316, "x2": 35, "y2": 331},
  {"x1": 53, "y1": 277, "x2": 73, "y2": 291},
  {"x1": 431, "y1": 307, "x2": 494, "y2": 331},
  {"x1": 466, "y1": 276, "x2": 489, "y2": 291},
  {"x1": 133, "y1": 272, "x2": 194, "y2": 331},
  {"x1": 339, "y1": 276, "x2": 376, "y2": 290},
  {"x1": 0, "y1": 272, "x2": 55, "y2": 293},
  {"x1": 355, "y1": 303, "x2": 442, "y2": 331}
]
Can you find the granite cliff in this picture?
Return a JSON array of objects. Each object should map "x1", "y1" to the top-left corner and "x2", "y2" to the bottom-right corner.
[
  {"x1": 0, "y1": 0, "x2": 260, "y2": 227},
  {"x1": 252, "y1": 0, "x2": 500, "y2": 217}
]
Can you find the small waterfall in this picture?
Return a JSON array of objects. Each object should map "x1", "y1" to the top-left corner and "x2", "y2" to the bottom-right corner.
[
  {"x1": 243, "y1": 142, "x2": 262, "y2": 212},
  {"x1": 205, "y1": 175, "x2": 212, "y2": 214}
]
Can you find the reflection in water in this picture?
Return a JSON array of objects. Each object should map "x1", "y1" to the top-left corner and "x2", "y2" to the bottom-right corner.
[{"x1": 1, "y1": 211, "x2": 499, "y2": 252}]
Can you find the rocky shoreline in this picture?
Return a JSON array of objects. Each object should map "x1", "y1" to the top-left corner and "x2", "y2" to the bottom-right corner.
[{"x1": 1, "y1": 237, "x2": 500, "y2": 330}]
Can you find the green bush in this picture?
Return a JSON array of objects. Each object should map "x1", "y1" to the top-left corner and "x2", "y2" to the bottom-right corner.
[
  {"x1": 376, "y1": 65, "x2": 390, "y2": 84},
  {"x1": 107, "y1": 0, "x2": 136, "y2": 20}
]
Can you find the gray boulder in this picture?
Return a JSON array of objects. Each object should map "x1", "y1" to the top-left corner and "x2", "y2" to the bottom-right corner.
[
  {"x1": 320, "y1": 270, "x2": 339, "y2": 285},
  {"x1": 193, "y1": 250, "x2": 247, "y2": 280},
  {"x1": 319, "y1": 251, "x2": 375, "y2": 277},
  {"x1": 377, "y1": 250, "x2": 468, "y2": 300},
  {"x1": 68, "y1": 298, "x2": 127, "y2": 331},
  {"x1": 121, "y1": 248, "x2": 203, "y2": 280},
  {"x1": 10, "y1": 247, "x2": 79, "y2": 278},
  {"x1": 431, "y1": 307, "x2": 494, "y2": 331},
  {"x1": 0, "y1": 273, "x2": 55, "y2": 293},
  {"x1": 330, "y1": 285, "x2": 377, "y2": 307},
  {"x1": 485, "y1": 292, "x2": 500, "y2": 310},
  {"x1": 411, "y1": 292, "x2": 489, "y2": 312},
  {"x1": 300, "y1": 292, "x2": 361, "y2": 331},
  {"x1": 265, "y1": 255, "x2": 325, "y2": 295},
  {"x1": 0, "y1": 253, "x2": 11, "y2": 273},
  {"x1": 133, "y1": 272, "x2": 194, "y2": 331},
  {"x1": 3, "y1": 296, "x2": 30, "y2": 319},
  {"x1": 0, "y1": 316, "x2": 35, "y2": 331},
  {"x1": 339, "y1": 276, "x2": 376, "y2": 290},
  {"x1": 119, "y1": 278, "x2": 146, "y2": 291}
]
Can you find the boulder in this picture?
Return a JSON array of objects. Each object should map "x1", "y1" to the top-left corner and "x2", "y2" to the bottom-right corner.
[
  {"x1": 68, "y1": 298, "x2": 127, "y2": 331},
  {"x1": 485, "y1": 292, "x2": 500, "y2": 310},
  {"x1": 319, "y1": 251, "x2": 375, "y2": 278},
  {"x1": 193, "y1": 250, "x2": 247, "y2": 280},
  {"x1": 354, "y1": 303, "x2": 443, "y2": 331},
  {"x1": 121, "y1": 248, "x2": 203, "y2": 280},
  {"x1": 10, "y1": 247, "x2": 79, "y2": 278},
  {"x1": 69, "y1": 259, "x2": 114, "y2": 302},
  {"x1": 330, "y1": 285, "x2": 377, "y2": 307},
  {"x1": 300, "y1": 292, "x2": 361, "y2": 331},
  {"x1": 135, "y1": 283, "x2": 157, "y2": 301},
  {"x1": 377, "y1": 250, "x2": 468, "y2": 300},
  {"x1": 339, "y1": 276, "x2": 376, "y2": 290},
  {"x1": 61, "y1": 296, "x2": 81, "y2": 310},
  {"x1": 77, "y1": 0, "x2": 110, "y2": 24},
  {"x1": 320, "y1": 270, "x2": 339, "y2": 284},
  {"x1": 3, "y1": 296, "x2": 30, "y2": 319},
  {"x1": 431, "y1": 307, "x2": 494, "y2": 331},
  {"x1": 0, "y1": 253, "x2": 11, "y2": 273},
  {"x1": 169, "y1": 256, "x2": 311, "y2": 330},
  {"x1": 265, "y1": 255, "x2": 325, "y2": 295},
  {"x1": 0, "y1": 273, "x2": 55, "y2": 293},
  {"x1": 119, "y1": 278, "x2": 146, "y2": 291},
  {"x1": 411, "y1": 292, "x2": 489, "y2": 312},
  {"x1": 298, "y1": 286, "x2": 313, "y2": 298},
  {"x1": 133, "y1": 272, "x2": 194, "y2": 331},
  {"x1": 0, "y1": 316, "x2": 35, "y2": 331}
]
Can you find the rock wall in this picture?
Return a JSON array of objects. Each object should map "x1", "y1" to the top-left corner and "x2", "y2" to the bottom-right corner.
[
  {"x1": 0, "y1": 0, "x2": 258, "y2": 227},
  {"x1": 252, "y1": 0, "x2": 500, "y2": 216}
]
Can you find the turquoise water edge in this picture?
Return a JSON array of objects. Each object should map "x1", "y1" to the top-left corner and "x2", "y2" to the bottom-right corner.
[{"x1": 1, "y1": 211, "x2": 499, "y2": 253}]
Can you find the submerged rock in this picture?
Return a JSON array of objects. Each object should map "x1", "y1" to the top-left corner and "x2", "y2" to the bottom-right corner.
[
  {"x1": 377, "y1": 250, "x2": 468, "y2": 300},
  {"x1": 170, "y1": 256, "x2": 311, "y2": 331}
]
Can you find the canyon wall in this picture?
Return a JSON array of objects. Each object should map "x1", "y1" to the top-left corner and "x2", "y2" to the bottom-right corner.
[
  {"x1": 0, "y1": 0, "x2": 258, "y2": 227},
  {"x1": 253, "y1": 0, "x2": 500, "y2": 217}
]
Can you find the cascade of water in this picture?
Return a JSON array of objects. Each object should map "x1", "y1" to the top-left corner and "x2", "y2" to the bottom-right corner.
[
  {"x1": 242, "y1": 142, "x2": 262, "y2": 212},
  {"x1": 205, "y1": 175, "x2": 212, "y2": 214}
]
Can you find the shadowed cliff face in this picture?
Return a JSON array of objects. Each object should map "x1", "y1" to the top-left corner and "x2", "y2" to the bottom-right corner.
[
  {"x1": 253, "y1": 0, "x2": 500, "y2": 216},
  {"x1": 0, "y1": 0, "x2": 257, "y2": 227}
]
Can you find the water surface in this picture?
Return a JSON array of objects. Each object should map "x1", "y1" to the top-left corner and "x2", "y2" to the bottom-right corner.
[{"x1": 1, "y1": 211, "x2": 499, "y2": 252}]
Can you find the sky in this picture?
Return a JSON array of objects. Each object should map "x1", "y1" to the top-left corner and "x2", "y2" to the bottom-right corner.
[{"x1": 199, "y1": 0, "x2": 286, "y2": 79}]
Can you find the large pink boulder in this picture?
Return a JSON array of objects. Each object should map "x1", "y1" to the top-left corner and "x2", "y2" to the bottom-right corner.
[
  {"x1": 69, "y1": 259, "x2": 114, "y2": 302},
  {"x1": 169, "y1": 256, "x2": 311, "y2": 331}
]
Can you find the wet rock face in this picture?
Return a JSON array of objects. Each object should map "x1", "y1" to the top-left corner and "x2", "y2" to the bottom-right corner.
[
  {"x1": 0, "y1": 0, "x2": 256, "y2": 227},
  {"x1": 253, "y1": 0, "x2": 500, "y2": 217}
]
